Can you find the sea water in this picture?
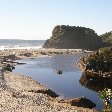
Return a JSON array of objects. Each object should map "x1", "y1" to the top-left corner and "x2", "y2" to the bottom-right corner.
[{"x1": 0, "y1": 39, "x2": 45, "y2": 50}]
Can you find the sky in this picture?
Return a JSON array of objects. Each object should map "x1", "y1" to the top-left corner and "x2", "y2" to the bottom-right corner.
[{"x1": 0, "y1": 0, "x2": 112, "y2": 40}]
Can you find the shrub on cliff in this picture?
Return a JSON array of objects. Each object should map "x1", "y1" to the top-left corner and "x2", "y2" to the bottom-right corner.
[
  {"x1": 101, "y1": 31, "x2": 112, "y2": 44},
  {"x1": 80, "y1": 47, "x2": 112, "y2": 73}
]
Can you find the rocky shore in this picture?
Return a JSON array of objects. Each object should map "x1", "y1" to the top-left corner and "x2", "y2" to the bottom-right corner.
[
  {"x1": 0, "y1": 48, "x2": 100, "y2": 112},
  {"x1": 0, "y1": 72, "x2": 99, "y2": 112},
  {"x1": 0, "y1": 48, "x2": 92, "y2": 60}
]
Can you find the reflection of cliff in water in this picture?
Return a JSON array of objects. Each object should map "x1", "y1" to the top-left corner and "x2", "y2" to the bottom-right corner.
[{"x1": 79, "y1": 72, "x2": 112, "y2": 92}]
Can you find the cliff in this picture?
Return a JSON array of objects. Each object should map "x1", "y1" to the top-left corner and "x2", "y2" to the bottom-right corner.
[{"x1": 43, "y1": 25, "x2": 110, "y2": 50}]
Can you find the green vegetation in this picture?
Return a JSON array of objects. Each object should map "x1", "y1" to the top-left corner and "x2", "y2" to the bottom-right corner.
[
  {"x1": 80, "y1": 47, "x2": 112, "y2": 75},
  {"x1": 101, "y1": 31, "x2": 112, "y2": 44},
  {"x1": 99, "y1": 88, "x2": 112, "y2": 111},
  {"x1": 80, "y1": 47, "x2": 112, "y2": 111}
]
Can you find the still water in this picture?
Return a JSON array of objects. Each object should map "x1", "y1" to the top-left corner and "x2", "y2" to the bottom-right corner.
[{"x1": 13, "y1": 53, "x2": 103, "y2": 109}]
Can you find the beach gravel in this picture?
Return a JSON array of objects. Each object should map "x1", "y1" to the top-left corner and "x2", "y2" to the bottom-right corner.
[{"x1": 0, "y1": 72, "x2": 98, "y2": 112}]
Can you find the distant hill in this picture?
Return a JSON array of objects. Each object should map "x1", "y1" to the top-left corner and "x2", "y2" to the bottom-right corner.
[
  {"x1": 43, "y1": 25, "x2": 110, "y2": 50},
  {"x1": 100, "y1": 31, "x2": 112, "y2": 44}
]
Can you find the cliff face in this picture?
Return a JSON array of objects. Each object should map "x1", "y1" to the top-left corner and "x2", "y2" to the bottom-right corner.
[{"x1": 43, "y1": 25, "x2": 110, "y2": 50}]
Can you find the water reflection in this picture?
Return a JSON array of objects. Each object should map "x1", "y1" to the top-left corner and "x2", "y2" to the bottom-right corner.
[
  {"x1": 31, "y1": 54, "x2": 86, "y2": 71},
  {"x1": 13, "y1": 54, "x2": 104, "y2": 109},
  {"x1": 79, "y1": 72, "x2": 112, "y2": 92}
]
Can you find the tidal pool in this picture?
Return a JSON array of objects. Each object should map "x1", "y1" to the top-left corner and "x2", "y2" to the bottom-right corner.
[{"x1": 13, "y1": 54, "x2": 103, "y2": 109}]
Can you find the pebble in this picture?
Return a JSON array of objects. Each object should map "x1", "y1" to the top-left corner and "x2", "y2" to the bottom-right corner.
[{"x1": 0, "y1": 72, "x2": 98, "y2": 112}]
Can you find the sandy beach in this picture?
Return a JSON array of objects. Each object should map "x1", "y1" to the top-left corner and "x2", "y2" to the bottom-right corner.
[
  {"x1": 0, "y1": 72, "x2": 98, "y2": 112},
  {"x1": 0, "y1": 48, "x2": 98, "y2": 112}
]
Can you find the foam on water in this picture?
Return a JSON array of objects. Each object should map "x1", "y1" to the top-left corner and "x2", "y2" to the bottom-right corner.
[
  {"x1": 0, "y1": 39, "x2": 45, "y2": 50},
  {"x1": 0, "y1": 45, "x2": 42, "y2": 50}
]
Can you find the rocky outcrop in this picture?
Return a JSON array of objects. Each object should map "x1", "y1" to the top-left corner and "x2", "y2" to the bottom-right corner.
[
  {"x1": 43, "y1": 25, "x2": 110, "y2": 50},
  {"x1": 59, "y1": 96, "x2": 96, "y2": 109}
]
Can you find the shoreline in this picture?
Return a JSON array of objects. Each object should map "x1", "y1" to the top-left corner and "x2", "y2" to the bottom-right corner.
[
  {"x1": 0, "y1": 72, "x2": 98, "y2": 112},
  {"x1": 0, "y1": 48, "x2": 93, "y2": 60},
  {"x1": 0, "y1": 48, "x2": 99, "y2": 112}
]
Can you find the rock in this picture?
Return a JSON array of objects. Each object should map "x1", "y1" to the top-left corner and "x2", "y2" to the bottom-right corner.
[
  {"x1": 16, "y1": 62, "x2": 26, "y2": 65},
  {"x1": 55, "y1": 70, "x2": 62, "y2": 74},
  {"x1": 59, "y1": 96, "x2": 96, "y2": 109},
  {"x1": 28, "y1": 89, "x2": 59, "y2": 98},
  {"x1": 3, "y1": 64, "x2": 15, "y2": 72},
  {"x1": 1, "y1": 55, "x2": 19, "y2": 60},
  {"x1": 23, "y1": 52, "x2": 32, "y2": 57},
  {"x1": 43, "y1": 25, "x2": 110, "y2": 50},
  {"x1": 71, "y1": 96, "x2": 96, "y2": 109}
]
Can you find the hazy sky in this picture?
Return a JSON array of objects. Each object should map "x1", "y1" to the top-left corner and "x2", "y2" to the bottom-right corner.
[{"x1": 0, "y1": 0, "x2": 112, "y2": 40}]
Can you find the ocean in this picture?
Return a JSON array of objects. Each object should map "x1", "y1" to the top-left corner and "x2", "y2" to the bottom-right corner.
[{"x1": 0, "y1": 39, "x2": 45, "y2": 50}]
